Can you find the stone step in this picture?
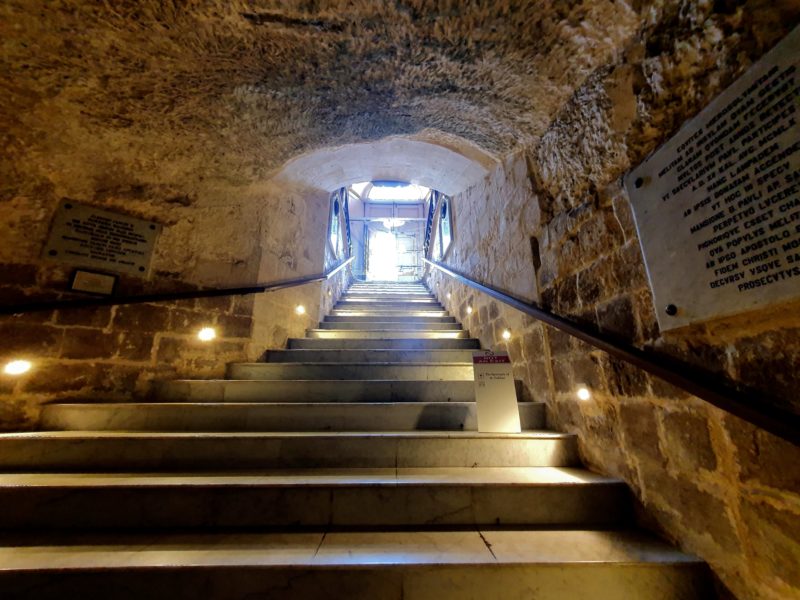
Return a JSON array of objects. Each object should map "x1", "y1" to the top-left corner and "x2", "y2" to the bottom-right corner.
[
  {"x1": 288, "y1": 338, "x2": 481, "y2": 350},
  {"x1": 348, "y1": 290, "x2": 429, "y2": 293},
  {"x1": 0, "y1": 530, "x2": 710, "y2": 599},
  {"x1": 40, "y1": 402, "x2": 545, "y2": 432},
  {"x1": 0, "y1": 431, "x2": 579, "y2": 471},
  {"x1": 324, "y1": 314, "x2": 456, "y2": 323},
  {"x1": 263, "y1": 349, "x2": 477, "y2": 363},
  {"x1": 349, "y1": 284, "x2": 428, "y2": 288},
  {"x1": 346, "y1": 289, "x2": 430, "y2": 295},
  {"x1": 157, "y1": 379, "x2": 477, "y2": 402},
  {"x1": 330, "y1": 309, "x2": 450, "y2": 318},
  {"x1": 340, "y1": 295, "x2": 435, "y2": 302},
  {"x1": 343, "y1": 289, "x2": 432, "y2": 294},
  {"x1": 337, "y1": 300, "x2": 442, "y2": 308},
  {"x1": 307, "y1": 329, "x2": 469, "y2": 339},
  {"x1": 226, "y1": 362, "x2": 474, "y2": 381},
  {"x1": 0, "y1": 467, "x2": 629, "y2": 530},
  {"x1": 334, "y1": 304, "x2": 445, "y2": 312},
  {"x1": 318, "y1": 321, "x2": 462, "y2": 331}
]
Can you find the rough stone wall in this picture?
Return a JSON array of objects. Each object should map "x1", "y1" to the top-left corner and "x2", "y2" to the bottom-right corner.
[
  {"x1": 428, "y1": 5, "x2": 800, "y2": 598},
  {"x1": 0, "y1": 180, "x2": 332, "y2": 431}
]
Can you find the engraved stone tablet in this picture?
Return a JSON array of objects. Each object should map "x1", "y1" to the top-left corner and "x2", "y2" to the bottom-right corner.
[
  {"x1": 626, "y1": 26, "x2": 800, "y2": 331},
  {"x1": 43, "y1": 201, "x2": 162, "y2": 276}
]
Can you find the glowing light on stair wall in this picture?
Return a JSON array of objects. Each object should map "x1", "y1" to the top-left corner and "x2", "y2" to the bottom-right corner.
[
  {"x1": 197, "y1": 327, "x2": 216, "y2": 342},
  {"x1": 3, "y1": 360, "x2": 32, "y2": 376}
]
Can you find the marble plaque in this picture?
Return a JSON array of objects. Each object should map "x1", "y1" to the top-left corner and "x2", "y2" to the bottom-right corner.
[
  {"x1": 43, "y1": 200, "x2": 161, "y2": 276},
  {"x1": 472, "y1": 351, "x2": 521, "y2": 433},
  {"x1": 625, "y1": 26, "x2": 800, "y2": 331}
]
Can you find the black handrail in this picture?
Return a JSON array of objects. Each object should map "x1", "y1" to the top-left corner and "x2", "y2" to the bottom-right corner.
[
  {"x1": 0, "y1": 256, "x2": 354, "y2": 316},
  {"x1": 424, "y1": 258, "x2": 800, "y2": 445}
]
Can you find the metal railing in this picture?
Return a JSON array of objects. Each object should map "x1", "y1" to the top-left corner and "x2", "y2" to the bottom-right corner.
[
  {"x1": 424, "y1": 258, "x2": 800, "y2": 445},
  {"x1": 0, "y1": 256, "x2": 354, "y2": 316}
]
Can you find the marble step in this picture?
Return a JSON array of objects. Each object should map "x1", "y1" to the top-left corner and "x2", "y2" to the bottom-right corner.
[
  {"x1": 333, "y1": 305, "x2": 445, "y2": 312},
  {"x1": 339, "y1": 296, "x2": 435, "y2": 302},
  {"x1": 342, "y1": 290, "x2": 432, "y2": 295},
  {"x1": 225, "y1": 362, "x2": 474, "y2": 381},
  {"x1": 331, "y1": 309, "x2": 450, "y2": 318},
  {"x1": 344, "y1": 293, "x2": 432, "y2": 298},
  {"x1": 0, "y1": 467, "x2": 630, "y2": 530},
  {"x1": 325, "y1": 314, "x2": 456, "y2": 323},
  {"x1": 347, "y1": 288, "x2": 430, "y2": 294},
  {"x1": 336, "y1": 300, "x2": 442, "y2": 308},
  {"x1": 40, "y1": 402, "x2": 545, "y2": 432},
  {"x1": 307, "y1": 329, "x2": 469, "y2": 339},
  {"x1": 0, "y1": 530, "x2": 710, "y2": 599},
  {"x1": 0, "y1": 431, "x2": 579, "y2": 471},
  {"x1": 262, "y1": 349, "x2": 477, "y2": 363},
  {"x1": 346, "y1": 291, "x2": 430, "y2": 295},
  {"x1": 318, "y1": 321, "x2": 462, "y2": 331},
  {"x1": 288, "y1": 338, "x2": 481, "y2": 350},
  {"x1": 156, "y1": 379, "x2": 477, "y2": 402}
]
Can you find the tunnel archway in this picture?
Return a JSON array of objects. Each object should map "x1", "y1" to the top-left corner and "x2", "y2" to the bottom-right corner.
[{"x1": 273, "y1": 134, "x2": 497, "y2": 196}]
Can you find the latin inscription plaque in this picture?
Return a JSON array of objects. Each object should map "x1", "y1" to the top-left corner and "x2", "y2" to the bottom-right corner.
[
  {"x1": 626, "y1": 26, "x2": 800, "y2": 331},
  {"x1": 43, "y1": 201, "x2": 162, "y2": 276}
]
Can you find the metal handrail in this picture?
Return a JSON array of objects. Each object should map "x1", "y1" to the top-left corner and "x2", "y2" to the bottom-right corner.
[
  {"x1": 0, "y1": 256, "x2": 354, "y2": 316},
  {"x1": 423, "y1": 257, "x2": 800, "y2": 445}
]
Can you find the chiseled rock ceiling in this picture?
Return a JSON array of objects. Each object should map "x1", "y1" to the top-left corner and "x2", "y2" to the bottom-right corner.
[{"x1": 1, "y1": 0, "x2": 640, "y2": 201}]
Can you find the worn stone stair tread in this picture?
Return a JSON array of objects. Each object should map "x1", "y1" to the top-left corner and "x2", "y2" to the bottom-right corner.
[
  {"x1": 40, "y1": 402, "x2": 545, "y2": 433},
  {"x1": 324, "y1": 315, "x2": 455, "y2": 322},
  {"x1": 0, "y1": 429, "x2": 578, "y2": 470},
  {"x1": 232, "y1": 361, "x2": 473, "y2": 367},
  {"x1": 0, "y1": 429, "x2": 571, "y2": 441},
  {"x1": 307, "y1": 329, "x2": 470, "y2": 339},
  {"x1": 0, "y1": 467, "x2": 621, "y2": 488},
  {"x1": 0, "y1": 468, "x2": 630, "y2": 529},
  {"x1": 318, "y1": 321, "x2": 463, "y2": 330},
  {"x1": 330, "y1": 310, "x2": 450, "y2": 316},
  {"x1": 155, "y1": 379, "x2": 479, "y2": 401},
  {"x1": 288, "y1": 338, "x2": 481, "y2": 349},
  {"x1": 0, "y1": 530, "x2": 709, "y2": 600},
  {"x1": 0, "y1": 529, "x2": 704, "y2": 567},
  {"x1": 262, "y1": 350, "x2": 477, "y2": 362},
  {"x1": 226, "y1": 362, "x2": 474, "y2": 381}
]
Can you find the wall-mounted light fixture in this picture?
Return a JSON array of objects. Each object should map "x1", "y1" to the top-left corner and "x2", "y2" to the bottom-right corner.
[
  {"x1": 3, "y1": 360, "x2": 32, "y2": 376},
  {"x1": 502, "y1": 329, "x2": 511, "y2": 341},
  {"x1": 295, "y1": 305, "x2": 306, "y2": 315},
  {"x1": 446, "y1": 292, "x2": 451, "y2": 300},
  {"x1": 466, "y1": 306, "x2": 473, "y2": 315},
  {"x1": 577, "y1": 386, "x2": 591, "y2": 401},
  {"x1": 197, "y1": 327, "x2": 217, "y2": 342}
]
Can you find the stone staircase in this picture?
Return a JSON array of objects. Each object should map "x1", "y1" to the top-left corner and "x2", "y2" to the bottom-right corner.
[{"x1": 0, "y1": 281, "x2": 710, "y2": 598}]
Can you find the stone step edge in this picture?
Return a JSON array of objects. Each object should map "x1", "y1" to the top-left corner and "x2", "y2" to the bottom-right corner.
[
  {"x1": 0, "y1": 430, "x2": 569, "y2": 440},
  {"x1": 42, "y1": 401, "x2": 542, "y2": 408},
  {"x1": 229, "y1": 362, "x2": 475, "y2": 367},
  {"x1": 0, "y1": 470, "x2": 624, "y2": 489}
]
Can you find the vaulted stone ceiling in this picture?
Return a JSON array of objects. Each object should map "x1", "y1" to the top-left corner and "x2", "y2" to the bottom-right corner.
[{"x1": 2, "y1": 0, "x2": 641, "y2": 202}]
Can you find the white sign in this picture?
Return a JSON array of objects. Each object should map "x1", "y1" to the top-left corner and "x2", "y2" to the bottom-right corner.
[
  {"x1": 43, "y1": 200, "x2": 162, "y2": 277},
  {"x1": 472, "y1": 350, "x2": 521, "y2": 433},
  {"x1": 626, "y1": 26, "x2": 800, "y2": 331}
]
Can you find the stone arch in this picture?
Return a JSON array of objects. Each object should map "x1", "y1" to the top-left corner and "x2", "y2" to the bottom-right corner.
[{"x1": 274, "y1": 133, "x2": 498, "y2": 195}]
